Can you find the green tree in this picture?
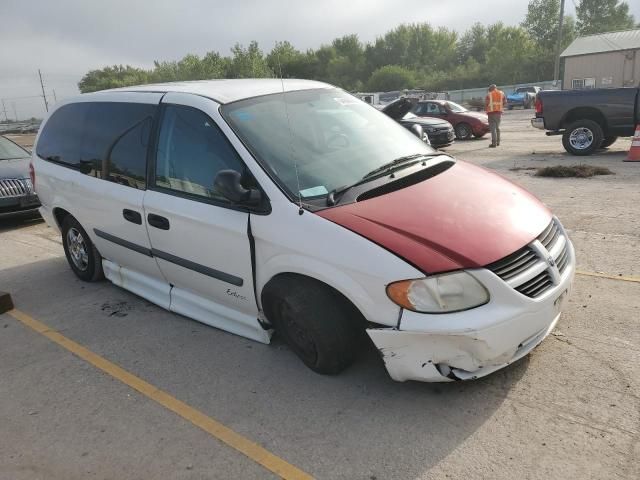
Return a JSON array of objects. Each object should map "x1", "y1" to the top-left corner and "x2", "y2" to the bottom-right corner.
[
  {"x1": 576, "y1": 0, "x2": 635, "y2": 35},
  {"x1": 485, "y1": 26, "x2": 538, "y2": 84},
  {"x1": 367, "y1": 65, "x2": 415, "y2": 91},
  {"x1": 523, "y1": 0, "x2": 576, "y2": 50},
  {"x1": 78, "y1": 65, "x2": 150, "y2": 93},
  {"x1": 227, "y1": 41, "x2": 273, "y2": 78}
]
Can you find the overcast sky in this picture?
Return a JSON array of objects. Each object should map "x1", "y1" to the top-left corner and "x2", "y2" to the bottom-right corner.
[{"x1": 2, "y1": 0, "x2": 639, "y2": 119}]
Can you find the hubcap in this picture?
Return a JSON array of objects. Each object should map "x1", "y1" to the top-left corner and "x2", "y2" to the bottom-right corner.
[
  {"x1": 457, "y1": 125, "x2": 469, "y2": 138},
  {"x1": 67, "y1": 227, "x2": 89, "y2": 271},
  {"x1": 569, "y1": 127, "x2": 593, "y2": 150}
]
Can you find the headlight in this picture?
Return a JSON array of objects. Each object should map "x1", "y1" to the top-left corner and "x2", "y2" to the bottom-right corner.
[{"x1": 386, "y1": 272, "x2": 489, "y2": 313}]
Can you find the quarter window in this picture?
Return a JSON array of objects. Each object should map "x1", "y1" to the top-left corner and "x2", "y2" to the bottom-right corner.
[
  {"x1": 154, "y1": 104, "x2": 245, "y2": 202},
  {"x1": 36, "y1": 101, "x2": 154, "y2": 189}
]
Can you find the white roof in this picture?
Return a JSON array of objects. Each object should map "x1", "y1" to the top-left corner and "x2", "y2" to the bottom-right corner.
[
  {"x1": 560, "y1": 28, "x2": 640, "y2": 57},
  {"x1": 98, "y1": 78, "x2": 333, "y2": 104}
]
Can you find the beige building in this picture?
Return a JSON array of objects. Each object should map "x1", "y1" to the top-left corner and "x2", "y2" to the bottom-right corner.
[{"x1": 561, "y1": 29, "x2": 640, "y2": 90}]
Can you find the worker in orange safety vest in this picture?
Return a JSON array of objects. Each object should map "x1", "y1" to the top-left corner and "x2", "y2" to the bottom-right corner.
[{"x1": 485, "y1": 84, "x2": 507, "y2": 148}]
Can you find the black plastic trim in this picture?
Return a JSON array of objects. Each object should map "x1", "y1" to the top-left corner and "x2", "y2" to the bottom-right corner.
[
  {"x1": 152, "y1": 248, "x2": 244, "y2": 287},
  {"x1": 93, "y1": 229, "x2": 152, "y2": 257}
]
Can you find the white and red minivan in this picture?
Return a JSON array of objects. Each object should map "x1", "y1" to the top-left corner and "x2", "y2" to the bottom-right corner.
[{"x1": 33, "y1": 79, "x2": 575, "y2": 382}]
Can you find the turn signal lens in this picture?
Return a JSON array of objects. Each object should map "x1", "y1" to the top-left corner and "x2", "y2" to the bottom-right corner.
[{"x1": 387, "y1": 272, "x2": 489, "y2": 313}]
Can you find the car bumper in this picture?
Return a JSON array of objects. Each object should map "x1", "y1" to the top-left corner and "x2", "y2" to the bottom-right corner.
[
  {"x1": 472, "y1": 124, "x2": 490, "y2": 136},
  {"x1": 531, "y1": 118, "x2": 545, "y2": 130},
  {"x1": 367, "y1": 240, "x2": 575, "y2": 382},
  {"x1": 0, "y1": 194, "x2": 40, "y2": 218},
  {"x1": 429, "y1": 130, "x2": 455, "y2": 147}
]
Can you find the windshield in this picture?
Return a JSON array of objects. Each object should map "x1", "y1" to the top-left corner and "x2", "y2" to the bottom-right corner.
[
  {"x1": 221, "y1": 88, "x2": 436, "y2": 199},
  {"x1": 446, "y1": 102, "x2": 467, "y2": 113},
  {"x1": 0, "y1": 136, "x2": 29, "y2": 161}
]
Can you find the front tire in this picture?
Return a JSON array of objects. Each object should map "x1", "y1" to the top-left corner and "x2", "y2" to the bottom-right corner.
[
  {"x1": 600, "y1": 136, "x2": 618, "y2": 149},
  {"x1": 62, "y1": 216, "x2": 104, "y2": 282},
  {"x1": 562, "y1": 119, "x2": 604, "y2": 156},
  {"x1": 262, "y1": 275, "x2": 361, "y2": 375},
  {"x1": 455, "y1": 122, "x2": 473, "y2": 140}
]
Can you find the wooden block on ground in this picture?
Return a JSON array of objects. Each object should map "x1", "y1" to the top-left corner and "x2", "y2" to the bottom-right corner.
[{"x1": 0, "y1": 292, "x2": 14, "y2": 314}]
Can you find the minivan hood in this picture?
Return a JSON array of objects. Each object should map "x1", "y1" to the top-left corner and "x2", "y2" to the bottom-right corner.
[
  {"x1": 0, "y1": 157, "x2": 30, "y2": 178},
  {"x1": 318, "y1": 161, "x2": 552, "y2": 274}
]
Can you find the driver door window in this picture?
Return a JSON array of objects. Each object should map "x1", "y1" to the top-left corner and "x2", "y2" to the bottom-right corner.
[
  {"x1": 155, "y1": 104, "x2": 245, "y2": 202},
  {"x1": 426, "y1": 103, "x2": 442, "y2": 115}
]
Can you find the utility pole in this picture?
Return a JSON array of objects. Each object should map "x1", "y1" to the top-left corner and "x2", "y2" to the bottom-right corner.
[
  {"x1": 38, "y1": 69, "x2": 49, "y2": 112},
  {"x1": 12, "y1": 102, "x2": 18, "y2": 122},
  {"x1": 553, "y1": 0, "x2": 566, "y2": 88},
  {"x1": 0, "y1": 100, "x2": 8, "y2": 122},
  {"x1": 52, "y1": 89, "x2": 57, "y2": 103}
]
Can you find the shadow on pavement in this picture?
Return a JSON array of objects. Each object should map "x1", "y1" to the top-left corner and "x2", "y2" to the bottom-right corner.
[{"x1": 1, "y1": 257, "x2": 528, "y2": 479}]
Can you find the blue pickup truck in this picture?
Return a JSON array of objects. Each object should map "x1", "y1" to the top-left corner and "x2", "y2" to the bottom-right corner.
[{"x1": 507, "y1": 86, "x2": 541, "y2": 110}]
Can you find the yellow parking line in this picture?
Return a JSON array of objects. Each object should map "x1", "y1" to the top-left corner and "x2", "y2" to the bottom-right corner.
[
  {"x1": 7, "y1": 308, "x2": 313, "y2": 480},
  {"x1": 576, "y1": 270, "x2": 640, "y2": 283}
]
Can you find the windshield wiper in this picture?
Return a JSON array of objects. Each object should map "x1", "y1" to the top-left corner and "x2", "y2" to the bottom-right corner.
[{"x1": 326, "y1": 152, "x2": 448, "y2": 206}]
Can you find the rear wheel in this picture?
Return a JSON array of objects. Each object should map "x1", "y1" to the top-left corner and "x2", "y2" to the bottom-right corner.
[
  {"x1": 61, "y1": 216, "x2": 104, "y2": 282},
  {"x1": 454, "y1": 122, "x2": 473, "y2": 140},
  {"x1": 262, "y1": 275, "x2": 361, "y2": 374},
  {"x1": 600, "y1": 136, "x2": 618, "y2": 149},
  {"x1": 562, "y1": 119, "x2": 604, "y2": 156}
]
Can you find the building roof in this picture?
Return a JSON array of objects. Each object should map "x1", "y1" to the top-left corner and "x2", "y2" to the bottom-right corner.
[
  {"x1": 101, "y1": 78, "x2": 333, "y2": 104},
  {"x1": 560, "y1": 29, "x2": 640, "y2": 58}
]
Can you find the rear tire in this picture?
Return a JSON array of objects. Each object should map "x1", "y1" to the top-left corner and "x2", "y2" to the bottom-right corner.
[
  {"x1": 262, "y1": 275, "x2": 361, "y2": 375},
  {"x1": 562, "y1": 119, "x2": 604, "y2": 156},
  {"x1": 455, "y1": 122, "x2": 473, "y2": 140},
  {"x1": 61, "y1": 216, "x2": 104, "y2": 282},
  {"x1": 600, "y1": 136, "x2": 618, "y2": 149}
]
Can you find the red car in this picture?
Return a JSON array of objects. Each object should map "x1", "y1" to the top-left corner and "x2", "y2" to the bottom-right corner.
[{"x1": 412, "y1": 100, "x2": 490, "y2": 140}]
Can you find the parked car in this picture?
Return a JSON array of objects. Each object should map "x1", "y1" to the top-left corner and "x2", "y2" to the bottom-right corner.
[
  {"x1": 532, "y1": 87, "x2": 639, "y2": 155},
  {"x1": 0, "y1": 135, "x2": 40, "y2": 218},
  {"x1": 412, "y1": 100, "x2": 490, "y2": 140},
  {"x1": 381, "y1": 97, "x2": 455, "y2": 147},
  {"x1": 507, "y1": 86, "x2": 541, "y2": 110},
  {"x1": 33, "y1": 80, "x2": 574, "y2": 383}
]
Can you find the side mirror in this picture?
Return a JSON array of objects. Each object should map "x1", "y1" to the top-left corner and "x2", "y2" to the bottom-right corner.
[
  {"x1": 410, "y1": 124, "x2": 424, "y2": 138},
  {"x1": 214, "y1": 170, "x2": 261, "y2": 206}
]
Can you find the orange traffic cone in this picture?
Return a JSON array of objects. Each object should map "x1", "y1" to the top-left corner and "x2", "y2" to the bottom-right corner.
[{"x1": 625, "y1": 125, "x2": 640, "y2": 162}]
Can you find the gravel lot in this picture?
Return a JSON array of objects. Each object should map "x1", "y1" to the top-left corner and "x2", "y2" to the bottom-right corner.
[{"x1": 1, "y1": 109, "x2": 639, "y2": 480}]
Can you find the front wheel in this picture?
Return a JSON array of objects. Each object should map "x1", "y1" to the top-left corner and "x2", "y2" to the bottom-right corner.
[
  {"x1": 62, "y1": 216, "x2": 104, "y2": 282},
  {"x1": 600, "y1": 136, "x2": 618, "y2": 149},
  {"x1": 562, "y1": 119, "x2": 604, "y2": 156},
  {"x1": 455, "y1": 122, "x2": 473, "y2": 140},
  {"x1": 262, "y1": 275, "x2": 361, "y2": 375}
]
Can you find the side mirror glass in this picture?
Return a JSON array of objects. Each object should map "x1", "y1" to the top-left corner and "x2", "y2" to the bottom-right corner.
[{"x1": 214, "y1": 169, "x2": 261, "y2": 206}]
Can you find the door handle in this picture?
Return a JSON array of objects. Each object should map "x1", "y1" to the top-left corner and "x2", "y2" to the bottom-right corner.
[
  {"x1": 122, "y1": 209, "x2": 142, "y2": 225},
  {"x1": 148, "y1": 213, "x2": 170, "y2": 230}
]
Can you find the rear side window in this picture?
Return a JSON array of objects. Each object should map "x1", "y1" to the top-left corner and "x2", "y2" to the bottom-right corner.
[
  {"x1": 37, "y1": 103, "x2": 89, "y2": 168},
  {"x1": 37, "y1": 101, "x2": 155, "y2": 189},
  {"x1": 154, "y1": 104, "x2": 245, "y2": 202}
]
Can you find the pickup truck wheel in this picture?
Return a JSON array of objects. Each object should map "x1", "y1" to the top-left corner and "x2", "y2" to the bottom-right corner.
[
  {"x1": 562, "y1": 120, "x2": 604, "y2": 156},
  {"x1": 262, "y1": 275, "x2": 360, "y2": 375},
  {"x1": 600, "y1": 136, "x2": 618, "y2": 149},
  {"x1": 61, "y1": 216, "x2": 104, "y2": 282},
  {"x1": 455, "y1": 123, "x2": 473, "y2": 140}
]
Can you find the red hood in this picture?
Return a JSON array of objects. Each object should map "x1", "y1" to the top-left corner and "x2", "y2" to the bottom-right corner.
[{"x1": 317, "y1": 161, "x2": 551, "y2": 274}]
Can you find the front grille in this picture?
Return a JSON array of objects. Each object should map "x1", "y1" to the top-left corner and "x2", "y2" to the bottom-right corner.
[
  {"x1": 0, "y1": 178, "x2": 32, "y2": 197},
  {"x1": 488, "y1": 218, "x2": 571, "y2": 298}
]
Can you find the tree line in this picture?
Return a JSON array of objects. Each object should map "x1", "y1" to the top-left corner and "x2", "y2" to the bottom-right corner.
[{"x1": 78, "y1": 0, "x2": 637, "y2": 94}]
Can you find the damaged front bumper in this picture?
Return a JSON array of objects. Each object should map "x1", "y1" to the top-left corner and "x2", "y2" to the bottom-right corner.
[{"x1": 367, "y1": 245, "x2": 575, "y2": 382}]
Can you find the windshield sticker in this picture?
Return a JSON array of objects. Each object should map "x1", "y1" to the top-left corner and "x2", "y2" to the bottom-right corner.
[
  {"x1": 299, "y1": 185, "x2": 329, "y2": 197},
  {"x1": 233, "y1": 111, "x2": 253, "y2": 121}
]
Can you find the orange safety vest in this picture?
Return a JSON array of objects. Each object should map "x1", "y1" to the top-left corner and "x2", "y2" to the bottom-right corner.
[{"x1": 486, "y1": 89, "x2": 505, "y2": 113}]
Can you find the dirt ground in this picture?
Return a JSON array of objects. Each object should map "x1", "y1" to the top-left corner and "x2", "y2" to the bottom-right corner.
[{"x1": 1, "y1": 109, "x2": 639, "y2": 480}]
